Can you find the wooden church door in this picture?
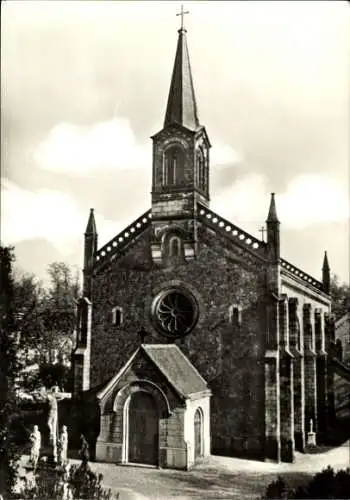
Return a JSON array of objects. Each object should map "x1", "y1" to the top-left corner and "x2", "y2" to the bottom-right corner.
[
  {"x1": 194, "y1": 408, "x2": 203, "y2": 459},
  {"x1": 128, "y1": 391, "x2": 158, "y2": 465}
]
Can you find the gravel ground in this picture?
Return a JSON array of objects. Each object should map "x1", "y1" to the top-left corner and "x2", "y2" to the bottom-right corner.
[{"x1": 18, "y1": 440, "x2": 350, "y2": 500}]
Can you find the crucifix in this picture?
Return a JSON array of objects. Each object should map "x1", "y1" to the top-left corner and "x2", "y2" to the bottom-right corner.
[
  {"x1": 45, "y1": 385, "x2": 71, "y2": 462},
  {"x1": 138, "y1": 326, "x2": 148, "y2": 344},
  {"x1": 259, "y1": 226, "x2": 266, "y2": 242},
  {"x1": 176, "y1": 5, "x2": 189, "y2": 30}
]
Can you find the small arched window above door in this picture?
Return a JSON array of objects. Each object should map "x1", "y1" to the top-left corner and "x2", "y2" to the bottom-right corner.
[
  {"x1": 169, "y1": 236, "x2": 182, "y2": 258},
  {"x1": 163, "y1": 145, "x2": 185, "y2": 186}
]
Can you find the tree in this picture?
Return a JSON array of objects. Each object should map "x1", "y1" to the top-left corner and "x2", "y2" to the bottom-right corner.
[
  {"x1": 0, "y1": 246, "x2": 22, "y2": 498},
  {"x1": 14, "y1": 262, "x2": 80, "y2": 394},
  {"x1": 330, "y1": 274, "x2": 350, "y2": 321}
]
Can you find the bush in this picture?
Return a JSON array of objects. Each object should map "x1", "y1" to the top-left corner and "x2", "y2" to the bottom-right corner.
[
  {"x1": 69, "y1": 461, "x2": 118, "y2": 499},
  {"x1": 262, "y1": 467, "x2": 350, "y2": 499},
  {"x1": 262, "y1": 476, "x2": 289, "y2": 499}
]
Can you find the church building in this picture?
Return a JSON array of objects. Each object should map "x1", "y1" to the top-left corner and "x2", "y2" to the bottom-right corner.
[{"x1": 72, "y1": 22, "x2": 335, "y2": 468}]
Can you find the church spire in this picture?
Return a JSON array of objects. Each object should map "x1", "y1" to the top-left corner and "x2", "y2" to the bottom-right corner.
[
  {"x1": 267, "y1": 193, "x2": 279, "y2": 223},
  {"x1": 266, "y1": 193, "x2": 280, "y2": 263},
  {"x1": 164, "y1": 19, "x2": 200, "y2": 130},
  {"x1": 322, "y1": 251, "x2": 330, "y2": 294},
  {"x1": 85, "y1": 208, "x2": 97, "y2": 235},
  {"x1": 83, "y1": 208, "x2": 97, "y2": 298}
]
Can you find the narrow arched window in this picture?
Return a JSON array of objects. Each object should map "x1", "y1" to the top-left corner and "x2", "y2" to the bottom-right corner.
[
  {"x1": 112, "y1": 306, "x2": 123, "y2": 327},
  {"x1": 169, "y1": 236, "x2": 181, "y2": 257},
  {"x1": 164, "y1": 146, "x2": 185, "y2": 186},
  {"x1": 229, "y1": 304, "x2": 242, "y2": 326},
  {"x1": 196, "y1": 150, "x2": 205, "y2": 191},
  {"x1": 194, "y1": 407, "x2": 204, "y2": 458},
  {"x1": 296, "y1": 317, "x2": 301, "y2": 351}
]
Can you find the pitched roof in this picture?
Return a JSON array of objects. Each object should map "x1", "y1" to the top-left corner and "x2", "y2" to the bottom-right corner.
[
  {"x1": 164, "y1": 28, "x2": 200, "y2": 131},
  {"x1": 143, "y1": 344, "x2": 209, "y2": 398},
  {"x1": 97, "y1": 344, "x2": 210, "y2": 402}
]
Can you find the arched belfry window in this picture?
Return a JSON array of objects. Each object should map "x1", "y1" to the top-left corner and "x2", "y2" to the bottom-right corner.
[
  {"x1": 196, "y1": 149, "x2": 205, "y2": 192},
  {"x1": 163, "y1": 145, "x2": 185, "y2": 186}
]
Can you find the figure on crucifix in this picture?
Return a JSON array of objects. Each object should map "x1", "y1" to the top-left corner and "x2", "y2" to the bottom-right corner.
[{"x1": 42, "y1": 385, "x2": 71, "y2": 462}]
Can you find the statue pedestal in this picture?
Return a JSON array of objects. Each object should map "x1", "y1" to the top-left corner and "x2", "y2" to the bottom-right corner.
[
  {"x1": 307, "y1": 431, "x2": 316, "y2": 447},
  {"x1": 46, "y1": 440, "x2": 58, "y2": 465},
  {"x1": 306, "y1": 419, "x2": 316, "y2": 447}
]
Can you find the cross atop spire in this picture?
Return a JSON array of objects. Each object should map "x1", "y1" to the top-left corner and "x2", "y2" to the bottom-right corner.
[{"x1": 176, "y1": 5, "x2": 189, "y2": 31}]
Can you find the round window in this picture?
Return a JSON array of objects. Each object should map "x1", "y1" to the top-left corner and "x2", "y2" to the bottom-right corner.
[{"x1": 152, "y1": 288, "x2": 198, "y2": 338}]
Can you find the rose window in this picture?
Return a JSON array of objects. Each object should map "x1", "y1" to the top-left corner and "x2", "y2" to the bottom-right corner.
[{"x1": 153, "y1": 288, "x2": 198, "y2": 337}]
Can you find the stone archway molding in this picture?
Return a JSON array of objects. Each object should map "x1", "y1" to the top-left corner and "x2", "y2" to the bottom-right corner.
[{"x1": 113, "y1": 379, "x2": 173, "y2": 416}]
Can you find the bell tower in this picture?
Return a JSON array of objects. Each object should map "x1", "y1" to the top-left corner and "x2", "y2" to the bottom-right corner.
[{"x1": 150, "y1": 16, "x2": 211, "y2": 265}]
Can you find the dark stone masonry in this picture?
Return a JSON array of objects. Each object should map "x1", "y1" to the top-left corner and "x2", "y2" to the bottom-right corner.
[{"x1": 72, "y1": 25, "x2": 335, "y2": 469}]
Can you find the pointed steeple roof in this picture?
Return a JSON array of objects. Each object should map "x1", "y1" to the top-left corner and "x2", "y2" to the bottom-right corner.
[
  {"x1": 322, "y1": 251, "x2": 330, "y2": 271},
  {"x1": 164, "y1": 28, "x2": 200, "y2": 130},
  {"x1": 85, "y1": 208, "x2": 97, "y2": 235},
  {"x1": 266, "y1": 193, "x2": 279, "y2": 223}
]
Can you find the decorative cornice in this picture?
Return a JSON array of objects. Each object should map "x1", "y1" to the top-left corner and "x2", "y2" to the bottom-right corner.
[{"x1": 94, "y1": 210, "x2": 152, "y2": 271}]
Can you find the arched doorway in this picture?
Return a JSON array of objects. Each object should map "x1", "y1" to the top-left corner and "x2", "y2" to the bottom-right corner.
[
  {"x1": 194, "y1": 408, "x2": 203, "y2": 459},
  {"x1": 128, "y1": 391, "x2": 158, "y2": 465}
]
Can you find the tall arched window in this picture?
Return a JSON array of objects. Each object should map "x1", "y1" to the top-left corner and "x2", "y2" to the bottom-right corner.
[
  {"x1": 163, "y1": 146, "x2": 185, "y2": 186},
  {"x1": 196, "y1": 149, "x2": 205, "y2": 192},
  {"x1": 194, "y1": 407, "x2": 203, "y2": 459}
]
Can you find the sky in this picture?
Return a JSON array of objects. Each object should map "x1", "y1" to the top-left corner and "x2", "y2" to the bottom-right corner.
[{"x1": 1, "y1": 0, "x2": 349, "y2": 285}]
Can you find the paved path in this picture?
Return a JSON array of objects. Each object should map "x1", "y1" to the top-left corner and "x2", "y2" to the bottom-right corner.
[{"x1": 19, "y1": 441, "x2": 350, "y2": 500}]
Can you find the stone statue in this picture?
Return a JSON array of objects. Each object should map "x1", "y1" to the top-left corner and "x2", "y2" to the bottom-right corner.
[
  {"x1": 307, "y1": 418, "x2": 316, "y2": 447},
  {"x1": 79, "y1": 434, "x2": 90, "y2": 464},
  {"x1": 29, "y1": 425, "x2": 41, "y2": 469},
  {"x1": 58, "y1": 425, "x2": 68, "y2": 465}
]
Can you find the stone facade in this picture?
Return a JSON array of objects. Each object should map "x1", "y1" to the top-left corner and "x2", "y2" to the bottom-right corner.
[{"x1": 72, "y1": 25, "x2": 334, "y2": 465}]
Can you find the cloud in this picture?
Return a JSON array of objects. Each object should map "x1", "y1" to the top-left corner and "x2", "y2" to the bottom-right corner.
[
  {"x1": 34, "y1": 117, "x2": 151, "y2": 175},
  {"x1": 211, "y1": 142, "x2": 243, "y2": 167},
  {"x1": 278, "y1": 174, "x2": 349, "y2": 228},
  {"x1": 211, "y1": 173, "x2": 266, "y2": 224},
  {"x1": 211, "y1": 172, "x2": 349, "y2": 229},
  {"x1": 1, "y1": 180, "x2": 117, "y2": 253}
]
